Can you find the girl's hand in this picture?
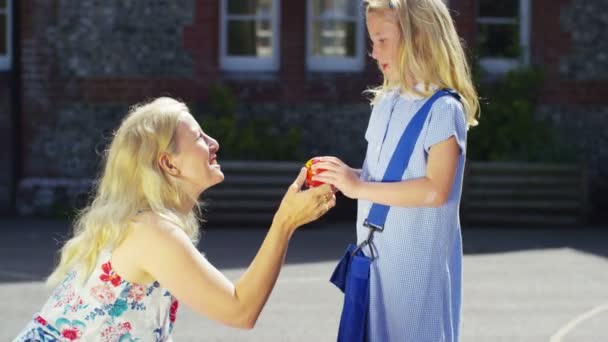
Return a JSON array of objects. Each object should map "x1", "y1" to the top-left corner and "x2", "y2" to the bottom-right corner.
[
  {"x1": 274, "y1": 167, "x2": 336, "y2": 230},
  {"x1": 311, "y1": 156, "x2": 362, "y2": 199}
]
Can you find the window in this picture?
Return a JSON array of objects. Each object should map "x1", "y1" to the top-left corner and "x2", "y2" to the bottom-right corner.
[
  {"x1": 0, "y1": 0, "x2": 12, "y2": 70},
  {"x1": 476, "y1": 0, "x2": 530, "y2": 74},
  {"x1": 307, "y1": 0, "x2": 365, "y2": 72},
  {"x1": 220, "y1": 0, "x2": 280, "y2": 72}
]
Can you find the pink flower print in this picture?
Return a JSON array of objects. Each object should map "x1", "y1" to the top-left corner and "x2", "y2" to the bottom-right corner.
[
  {"x1": 54, "y1": 285, "x2": 76, "y2": 308},
  {"x1": 119, "y1": 322, "x2": 132, "y2": 331},
  {"x1": 101, "y1": 326, "x2": 117, "y2": 341},
  {"x1": 90, "y1": 284, "x2": 116, "y2": 304},
  {"x1": 53, "y1": 286, "x2": 85, "y2": 312},
  {"x1": 101, "y1": 321, "x2": 132, "y2": 341},
  {"x1": 70, "y1": 297, "x2": 85, "y2": 312},
  {"x1": 62, "y1": 328, "x2": 81, "y2": 341},
  {"x1": 99, "y1": 262, "x2": 122, "y2": 287},
  {"x1": 35, "y1": 315, "x2": 48, "y2": 326},
  {"x1": 128, "y1": 284, "x2": 145, "y2": 302},
  {"x1": 170, "y1": 299, "x2": 179, "y2": 323},
  {"x1": 55, "y1": 318, "x2": 85, "y2": 341}
]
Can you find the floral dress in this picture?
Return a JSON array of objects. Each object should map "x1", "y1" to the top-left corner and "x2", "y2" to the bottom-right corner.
[{"x1": 13, "y1": 250, "x2": 179, "y2": 342}]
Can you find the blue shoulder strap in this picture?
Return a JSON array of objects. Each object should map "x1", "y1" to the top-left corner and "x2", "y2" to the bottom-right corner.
[{"x1": 364, "y1": 89, "x2": 461, "y2": 231}]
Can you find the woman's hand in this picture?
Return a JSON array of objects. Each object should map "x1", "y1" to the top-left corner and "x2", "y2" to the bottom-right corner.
[
  {"x1": 310, "y1": 156, "x2": 362, "y2": 199},
  {"x1": 274, "y1": 167, "x2": 336, "y2": 230}
]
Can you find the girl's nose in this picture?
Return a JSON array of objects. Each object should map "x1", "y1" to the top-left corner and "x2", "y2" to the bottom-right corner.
[{"x1": 371, "y1": 47, "x2": 379, "y2": 60}]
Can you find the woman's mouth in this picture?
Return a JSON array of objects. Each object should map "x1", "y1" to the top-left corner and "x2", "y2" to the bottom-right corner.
[{"x1": 382, "y1": 63, "x2": 389, "y2": 71}]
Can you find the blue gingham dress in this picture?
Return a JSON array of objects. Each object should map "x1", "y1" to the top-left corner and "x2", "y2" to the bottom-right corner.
[{"x1": 357, "y1": 87, "x2": 467, "y2": 342}]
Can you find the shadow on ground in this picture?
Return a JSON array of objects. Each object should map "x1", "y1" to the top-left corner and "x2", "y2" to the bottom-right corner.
[{"x1": 0, "y1": 217, "x2": 606, "y2": 283}]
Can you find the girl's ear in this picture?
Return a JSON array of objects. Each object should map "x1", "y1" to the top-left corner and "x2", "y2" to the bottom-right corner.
[{"x1": 159, "y1": 153, "x2": 180, "y2": 176}]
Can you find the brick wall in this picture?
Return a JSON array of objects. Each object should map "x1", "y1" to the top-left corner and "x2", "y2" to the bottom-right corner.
[
  {"x1": 532, "y1": 0, "x2": 608, "y2": 104},
  {"x1": 15, "y1": 0, "x2": 380, "y2": 215},
  {"x1": 14, "y1": 0, "x2": 608, "y2": 218},
  {"x1": 533, "y1": 0, "x2": 608, "y2": 217}
]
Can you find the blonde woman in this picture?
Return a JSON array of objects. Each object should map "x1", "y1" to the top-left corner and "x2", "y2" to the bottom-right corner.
[
  {"x1": 14, "y1": 97, "x2": 335, "y2": 341},
  {"x1": 312, "y1": 0, "x2": 479, "y2": 341}
]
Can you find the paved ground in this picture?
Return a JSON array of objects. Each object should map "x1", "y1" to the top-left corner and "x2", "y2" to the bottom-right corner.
[{"x1": 1, "y1": 217, "x2": 607, "y2": 341}]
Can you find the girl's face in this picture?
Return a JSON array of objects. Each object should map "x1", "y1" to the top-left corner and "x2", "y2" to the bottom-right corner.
[
  {"x1": 170, "y1": 113, "x2": 224, "y2": 195},
  {"x1": 367, "y1": 10, "x2": 402, "y2": 84}
]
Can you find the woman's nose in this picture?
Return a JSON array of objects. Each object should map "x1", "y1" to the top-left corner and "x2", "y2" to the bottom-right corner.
[{"x1": 210, "y1": 137, "x2": 220, "y2": 152}]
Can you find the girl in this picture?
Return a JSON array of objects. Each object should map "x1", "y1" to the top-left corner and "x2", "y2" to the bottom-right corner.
[
  {"x1": 313, "y1": 0, "x2": 479, "y2": 341},
  {"x1": 14, "y1": 97, "x2": 335, "y2": 341}
]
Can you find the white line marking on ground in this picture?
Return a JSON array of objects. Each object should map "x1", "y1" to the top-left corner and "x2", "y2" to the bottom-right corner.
[{"x1": 549, "y1": 302, "x2": 608, "y2": 342}]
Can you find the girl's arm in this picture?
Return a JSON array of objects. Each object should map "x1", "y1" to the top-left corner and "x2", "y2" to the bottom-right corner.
[
  {"x1": 120, "y1": 170, "x2": 335, "y2": 329},
  {"x1": 313, "y1": 136, "x2": 460, "y2": 207}
]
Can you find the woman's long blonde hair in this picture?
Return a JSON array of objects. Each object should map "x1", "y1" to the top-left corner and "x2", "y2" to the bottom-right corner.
[
  {"x1": 47, "y1": 97, "x2": 202, "y2": 286},
  {"x1": 364, "y1": 0, "x2": 479, "y2": 127}
]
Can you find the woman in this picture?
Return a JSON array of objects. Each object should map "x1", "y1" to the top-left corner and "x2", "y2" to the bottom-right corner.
[{"x1": 14, "y1": 97, "x2": 335, "y2": 341}]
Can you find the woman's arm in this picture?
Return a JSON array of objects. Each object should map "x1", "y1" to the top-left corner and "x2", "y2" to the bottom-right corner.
[{"x1": 124, "y1": 170, "x2": 335, "y2": 329}]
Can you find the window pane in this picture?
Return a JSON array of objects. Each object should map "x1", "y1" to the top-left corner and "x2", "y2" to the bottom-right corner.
[
  {"x1": 312, "y1": 20, "x2": 356, "y2": 57},
  {"x1": 227, "y1": 20, "x2": 273, "y2": 57},
  {"x1": 228, "y1": 0, "x2": 272, "y2": 16},
  {"x1": 312, "y1": 0, "x2": 357, "y2": 17},
  {"x1": 477, "y1": 23, "x2": 520, "y2": 58},
  {"x1": 0, "y1": 15, "x2": 5, "y2": 55},
  {"x1": 479, "y1": 0, "x2": 518, "y2": 18}
]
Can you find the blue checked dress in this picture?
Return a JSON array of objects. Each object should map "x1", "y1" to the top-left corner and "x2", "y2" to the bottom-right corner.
[{"x1": 356, "y1": 86, "x2": 467, "y2": 342}]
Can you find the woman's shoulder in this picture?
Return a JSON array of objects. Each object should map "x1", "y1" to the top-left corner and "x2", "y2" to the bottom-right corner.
[
  {"x1": 125, "y1": 211, "x2": 189, "y2": 249},
  {"x1": 131, "y1": 211, "x2": 182, "y2": 232},
  {"x1": 114, "y1": 211, "x2": 192, "y2": 284}
]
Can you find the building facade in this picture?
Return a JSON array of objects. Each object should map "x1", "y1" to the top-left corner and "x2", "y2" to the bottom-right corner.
[{"x1": 0, "y1": 0, "x2": 606, "y2": 219}]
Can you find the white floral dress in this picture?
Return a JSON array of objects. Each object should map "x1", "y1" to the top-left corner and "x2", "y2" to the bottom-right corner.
[{"x1": 13, "y1": 249, "x2": 179, "y2": 342}]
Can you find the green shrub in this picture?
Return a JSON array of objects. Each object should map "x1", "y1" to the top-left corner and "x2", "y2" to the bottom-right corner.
[
  {"x1": 468, "y1": 67, "x2": 576, "y2": 162},
  {"x1": 192, "y1": 84, "x2": 303, "y2": 161}
]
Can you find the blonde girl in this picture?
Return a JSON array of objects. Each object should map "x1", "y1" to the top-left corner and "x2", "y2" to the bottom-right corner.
[
  {"x1": 14, "y1": 97, "x2": 335, "y2": 341},
  {"x1": 313, "y1": 0, "x2": 479, "y2": 341}
]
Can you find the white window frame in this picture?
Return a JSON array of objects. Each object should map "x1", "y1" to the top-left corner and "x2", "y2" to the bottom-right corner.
[
  {"x1": 220, "y1": 0, "x2": 280, "y2": 72},
  {"x1": 477, "y1": 0, "x2": 530, "y2": 75},
  {"x1": 0, "y1": 0, "x2": 12, "y2": 70},
  {"x1": 306, "y1": 0, "x2": 365, "y2": 72}
]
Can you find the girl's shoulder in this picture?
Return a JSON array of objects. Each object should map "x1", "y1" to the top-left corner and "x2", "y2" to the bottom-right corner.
[{"x1": 429, "y1": 92, "x2": 465, "y2": 115}]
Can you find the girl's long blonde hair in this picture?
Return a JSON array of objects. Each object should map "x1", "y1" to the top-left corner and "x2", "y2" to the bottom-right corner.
[
  {"x1": 364, "y1": 0, "x2": 479, "y2": 127},
  {"x1": 47, "y1": 97, "x2": 202, "y2": 286}
]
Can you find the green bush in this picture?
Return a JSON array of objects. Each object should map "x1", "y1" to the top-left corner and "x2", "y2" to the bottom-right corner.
[
  {"x1": 468, "y1": 67, "x2": 576, "y2": 162},
  {"x1": 192, "y1": 84, "x2": 303, "y2": 161}
]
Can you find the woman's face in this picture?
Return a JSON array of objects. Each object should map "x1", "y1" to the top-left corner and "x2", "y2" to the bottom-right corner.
[
  {"x1": 170, "y1": 112, "x2": 223, "y2": 194},
  {"x1": 367, "y1": 10, "x2": 402, "y2": 84}
]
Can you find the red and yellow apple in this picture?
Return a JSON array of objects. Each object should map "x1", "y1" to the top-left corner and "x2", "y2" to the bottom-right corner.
[{"x1": 305, "y1": 157, "x2": 326, "y2": 188}]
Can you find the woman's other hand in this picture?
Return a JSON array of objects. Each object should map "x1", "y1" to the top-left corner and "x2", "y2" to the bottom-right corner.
[{"x1": 274, "y1": 167, "x2": 336, "y2": 230}]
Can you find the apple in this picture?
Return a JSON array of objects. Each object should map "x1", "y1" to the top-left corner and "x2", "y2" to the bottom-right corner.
[{"x1": 305, "y1": 157, "x2": 325, "y2": 188}]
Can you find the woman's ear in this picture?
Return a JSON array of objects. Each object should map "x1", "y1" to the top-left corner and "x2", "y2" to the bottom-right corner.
[{"x1": 159, "y1": 153, "x2": 180, "y2": 176}]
